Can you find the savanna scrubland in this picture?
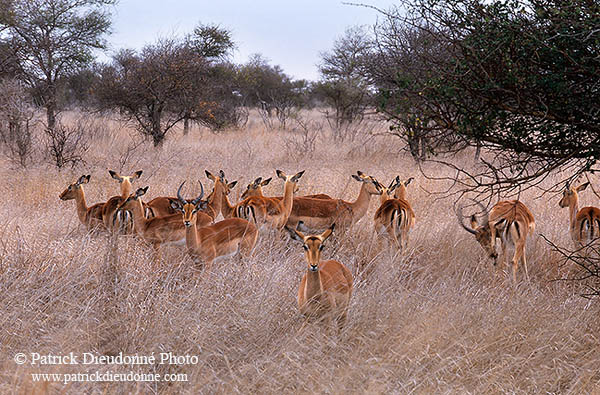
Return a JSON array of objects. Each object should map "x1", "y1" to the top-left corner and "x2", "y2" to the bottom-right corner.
[{"x1": 1, "y1": 110, "x2": 600, "y2": 394}]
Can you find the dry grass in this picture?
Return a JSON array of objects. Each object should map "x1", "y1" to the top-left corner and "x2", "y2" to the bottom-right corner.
[{"x1": 1, "y1": 110, "x2": 600, "y2": 394}]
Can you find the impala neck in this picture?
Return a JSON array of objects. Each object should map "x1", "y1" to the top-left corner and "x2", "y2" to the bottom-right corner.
[
  {"x1": 129, "y1": 199, "x2": 148, "y2": 232},
  {"x1": 120, "y1": 180, "x2": 133, "y2": 199},
  {"x1": 74, "y1": 187, "x2": 89, "y2": 225},
  {"x1": 282, "y1": 180, "x2": 295, "y2": 218},
  {"x1": 185, "y1": 213, "x2": 200, "y2": 253},
  {"x1": 395, "y1": 185, "x2": 407, "y2": 201},
  {"x1": 220, "y1": 190, "x2": 235, "y2": 218},
  {"x1": 304, "y1": 267, "x2": 324, "y2": 302},
  {"x1": 568, "y1": 193, "x2": 579, "y2": 231},
  {"x1": 379, "y1": 190, "x2": 391, "y2": 205},
  {"x1": 350, "y1": 183, "x2": 373, "y2": 219},
  {"x1": 208, "y1": 182, "x2": 223, "y2": 219}
]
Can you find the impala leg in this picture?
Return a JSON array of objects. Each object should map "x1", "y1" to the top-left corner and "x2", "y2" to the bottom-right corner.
[
  {"x1": 518, "y1": 238, "x2": 529, "y2": 282},
  {"x1": 151, "y1": 242, "x2": 162, "y2": 266},
  {"x1": 337, "y1": 310, "x2": 348, "y2": 334},
  {"x1": 401, "y1": 230, "x2": 409, "y2": 252},
  {"x1": 511, "y1": 241, "x2": 526, "y2": 283},
  {"x1": 498, "y1": 241, "x2": 507, "y2": 271},
  {"x1": 489, "y1": 223, "x2": 498, "y2": 262}
]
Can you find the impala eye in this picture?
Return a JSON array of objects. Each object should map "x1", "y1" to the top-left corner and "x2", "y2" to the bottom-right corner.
[
  {"x1": 319, "y1": 245, "x2": 324, "y2": 251},
  {"x1": 302, "y1": 245, "x2": 308, "y2": 251}
]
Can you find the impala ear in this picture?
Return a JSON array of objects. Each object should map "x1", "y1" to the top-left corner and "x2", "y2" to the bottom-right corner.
[
  {"x1": 321, "y1": 223, "x2": 335, "y2": 242},
  {"x1": 291, "y1": 170, "x2": 305, "y2": 182},
  {"x1": 356, "y1": 170, "x2": 365, "y2": 177},
  {"x1": 285, "y1": 225, "x2": 305, "y2": 242},
  {"x1": 405, "y1": 177, "x2": 414, "y2": 186},
  {"x1": 351, "y1": 174, "x2": 363, "y2": 182},
  {"x1": 276, "y1": 170, "x2": 286, "y2": 180},
  {"x1": 228, "y1": 181, "x2": 238, "y2": 189},
  {"x1": 136, "y1": 186, "x2": 148, "y2": 197},
  {"x1": 109, "y1": 170, "x2": 120, "y2": 180},
  {"x1": 132, "y1": 170, "x2": 143, "y2": 180},
  {"x1": 577, "y1": 182, "x2": 590, "y2": 192},
  {"x1": 195, "y1": 199, "x2": 208, "y2": 211},
  {"x1": 470, "y1": 214, "x2": 478, "y2": 230},
  {"x1": 170, "y1": 200, "x2": 183, "y2": 212},
  {"x1": 77, "y1": 175, "x2": 89, "y2": 185},
  {"x1": 205, "y1": 170, "x2": 215, "y2": 181},
  {"x1": 261, "y1": 177, "x2": 272, "y2": 186}
]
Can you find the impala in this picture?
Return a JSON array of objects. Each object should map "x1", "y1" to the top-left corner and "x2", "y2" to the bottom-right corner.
[
  {"x1": 102, "y1": 170, "x2": 143, "y2": 233},
  {"x1": 241, "y1": 176, "x2": 331, "y2": 200},
  {"x1": 144, "y1": 170, "x2": 227, "y2": 220},
  {"x1": 558, "y1": 182, "x2": 600, "y2": 247},
  {"x1": 457, "y1": 200, "x2": 535, "y2": 282},
  {"x1": 59, "y1": 175, "x2": 105, "y2": 231},
  {"x1": 234, "y1": 170, "x2": 305, "y2": 229},
  {"x1": 116, "y1": 185, "x2": 212, "y2": 254},
  {"x1": 215, "y1": 171, "x2": 240, "y2": 219},
  {"x1": 171, "y1": 181, "x2": 258, "y2": 270},
  {"x1": 286, "y1": 223, "x2": 353, "y2": 331},
  {"x1": 374, "y1": 176, "x2": 416, "y2": 251},
  {"x1": 284, "y1": 171, "x2": 383, "y2": 231}
]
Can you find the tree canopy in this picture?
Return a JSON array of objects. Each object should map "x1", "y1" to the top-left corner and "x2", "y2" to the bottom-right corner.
[
  {"x1": 368, "y1": 0, "x2": 600, "y2": 195},
  {"x1": 0, "y1": 0, "x2": 115, "y2": 130}
]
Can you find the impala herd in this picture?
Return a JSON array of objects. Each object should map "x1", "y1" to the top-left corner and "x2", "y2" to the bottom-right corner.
[{"x1": 59, "y1": 170, "x2": 600, "y2": 331}]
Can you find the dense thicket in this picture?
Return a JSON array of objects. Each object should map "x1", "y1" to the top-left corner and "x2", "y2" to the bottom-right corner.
[{"x1": 368, "y1": 0, "x2": 600, "y2": 192}]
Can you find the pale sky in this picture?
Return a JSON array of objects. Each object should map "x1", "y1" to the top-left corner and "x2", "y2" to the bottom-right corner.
[{"x1": 102, "y1": 0, "x2": 394, "y2": 81}]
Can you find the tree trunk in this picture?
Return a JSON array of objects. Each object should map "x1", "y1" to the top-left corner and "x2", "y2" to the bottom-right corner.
[
  {"x1": 45, "y1": 82, "x2": 57, "y2": 131},
  {"x1": 46, "y1": 98, "x2": 56, "y2": 131},
  {"x1": 151, "y1": 109, "x2": 164, "y2": 147},
  {"x1": 419, "y1": 136, "x2": 427, "y2": 160},
  {"x1": 407, "y1": 128, "x2": 421, "y2": 162},
  {"x1": 474, "y1": 142, "x2": 481, "y2": 162},
  {"x1": 183, "y1": 117, "x2": 190, "y2": 135}
]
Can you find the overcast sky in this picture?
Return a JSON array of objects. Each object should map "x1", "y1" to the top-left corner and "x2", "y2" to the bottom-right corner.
[{"x1": 103, "y1": 0, "x2": 394, "y2": 81}]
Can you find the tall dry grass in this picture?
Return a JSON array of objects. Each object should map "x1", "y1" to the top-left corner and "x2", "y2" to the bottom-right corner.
[{"x1": 1, "y1": 110, "x2": 600, "y2": 393}]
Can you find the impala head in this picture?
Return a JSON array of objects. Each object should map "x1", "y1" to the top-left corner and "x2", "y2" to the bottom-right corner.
[
  {"x1": 287, "y1": 223, "x2": 335, "y2": 272},
  {"x1": 352, "y1": 171, "x2": 383, "y2": 195},
  {"x1": 60, "y1": 174, "x2": 91, "y2": 200},
  {"x1": 276, "y1": 170, "x2": 305, "y2": 185},
  {"x1": 109, "y1": 170, "x2": 143, "y2": 196},
  {"x1": 394, "y1": 177, "x2": 414, "y2": 200},
  {"x1": 206, "y1": 170, "x2": 237, "y2": 197},
  {"x1": 241, "y1": 177, "x2": 271, "y2": 199},
  {"x1": 171, "y1": 181, "x2": 207, "y2": 227},
  {"x1": 559, "y1": 182, "x2": 589, "y2": 208},
  {"x1": 457, "y1": 201, "x2": 497, "y2": 261},
  {"x1": 379, "y1": 176, "x2": 401, "y2": 201},
  {"x1": 117, "y1": 186, "x2": 148, "y2": 212}
]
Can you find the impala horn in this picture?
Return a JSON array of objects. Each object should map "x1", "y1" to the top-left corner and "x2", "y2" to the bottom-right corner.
[
  {"x1": 471, "y1": 199, "x2": 489, "y2": 227},
  {"x1": 456, "y1": 204, "x2": 477, "y2": 235},
  {"x1": 177, "y1": 181, "x2": 187, "y2": 204},
  {"x1": 192, "y1": 180, "x2": 205, "y2": 205}
]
